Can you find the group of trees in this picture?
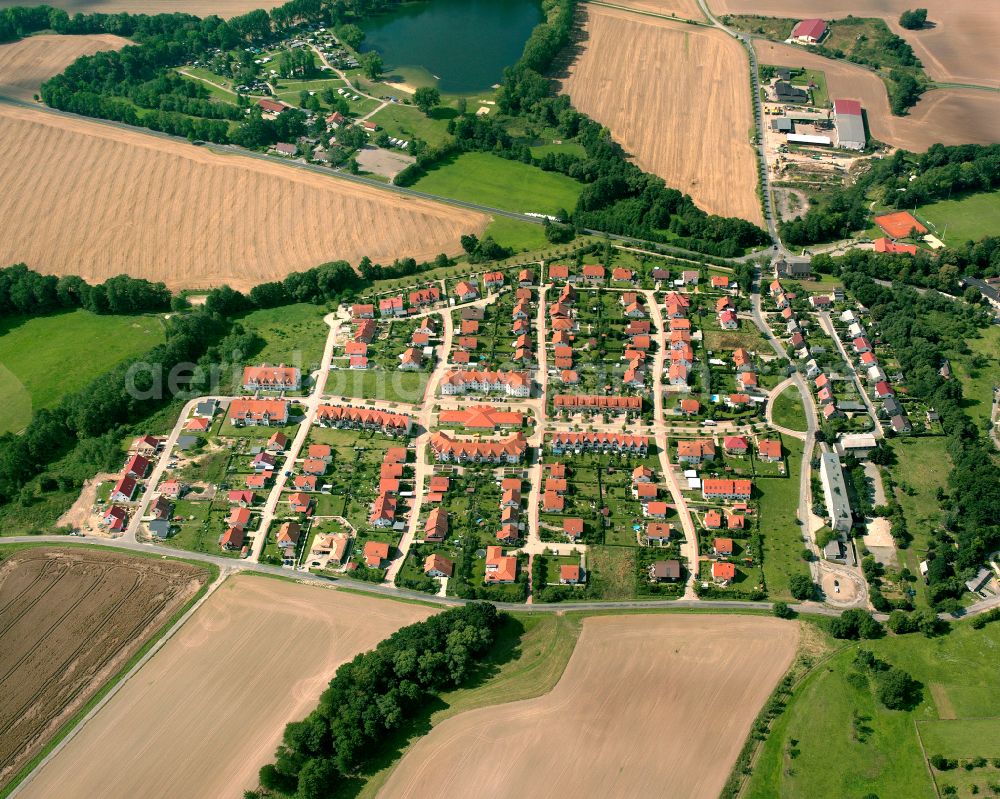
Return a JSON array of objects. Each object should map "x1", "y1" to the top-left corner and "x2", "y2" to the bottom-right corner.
[
  {"x1": 257, "y1": 603, "x2": 500, "y2": 798},
  {"x1": 899, "y1": 8, "x2": 929, "y2": 30},
  {"x1": 853, "y1": 649, "x2": 922, "y2": 710}
]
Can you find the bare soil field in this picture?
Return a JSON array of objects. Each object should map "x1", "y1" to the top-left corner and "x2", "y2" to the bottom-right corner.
[
  {"x1": 377, "y1": 614, "x2": 799, "y2": 799},
  {"x1": 754, "y1": 40, "x2": 1000, "y2": 149},
  {"x1": 0, "y1": 0, "x2": 286, "y2": 15},
  {"x1": 18, "y1": 574, "x2": 432, "y2": 799},
  {"x1": 600, "y1": 0, "x2": 705, "y2": 21},
  {"x1": 0, "y1": 547, "x2": 208, "y2": 787},
  {"x1": 0, "y1": 105, "x2": 487, "y2": 291},
  {"x1": 708, "y1": 0, "x2": 1000, "y2": 89},
  {"x1": 561, "y1": 7, "x2": 763, "y2": 225},
  {"x1": 0, "y1": 34, "x2": 128, "y2": 101}
]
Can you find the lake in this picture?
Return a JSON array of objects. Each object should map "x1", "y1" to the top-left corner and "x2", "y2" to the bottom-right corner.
[{"x1": 360, "y1": 0, "x2": 542, "y2": 94}]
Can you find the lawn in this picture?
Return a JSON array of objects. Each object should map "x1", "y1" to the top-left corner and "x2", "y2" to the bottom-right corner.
[
  {"x1": 529, "y1": 142, "x2": 586, "y2": 158},
  {"x1": 411, "y1": 152, "x2": 583, "y2": 216},
  {"x1": 918, "y1": 718, "x2": 1000, "y2": 759},
  {"x1": 0, "y1": 310, "x2": 165, "y2": 434},
  {"x1": 482, "y1": 216, "x2": 550, "y2": 252},
  {"x1": 746, "y1": 620, "x2": 1000, "y2": 799},
  {"x1": 948, "y1": 325, "x2": 1000, "y2": 431},
  {"x1": 757, "y1": 437, "x2": 810, "y2": 600},
  {"x1": 329, "y1": 369, "x2": 429, "y2": 404},
  {"x1": 770, "y1": 385, "x2": 808, "y2": 432},
  {"x1": 369, "y1": 103, "x2": 454, "y2": 147},
  {"x1": 353, "y1": 613, "x2": 581, "y2": 798},
  {"x1": 233, "y1": 303, "x2": 329, "y2": 387},
  {"x1": 917, "y1": 191, "x2": 1000, "y2": 245}
]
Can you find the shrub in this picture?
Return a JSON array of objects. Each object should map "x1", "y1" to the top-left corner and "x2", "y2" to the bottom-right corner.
[
  {"x1": 789, "y1": 573, "x2": 814, "y2": 600},
  {"x1": 899, "y1": 8, "x2": 928, "y2": 29},
  {"x1": 773, "y1": 601, "x2": 795, "y2": 619}
]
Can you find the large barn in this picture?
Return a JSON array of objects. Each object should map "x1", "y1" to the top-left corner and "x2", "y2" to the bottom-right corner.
[
  {"x1": 833, "y1": 99, "x2": 866, "y2": 151},
  {"x1": 791, "y1": 18, "x2": 827, "y2": 44}
]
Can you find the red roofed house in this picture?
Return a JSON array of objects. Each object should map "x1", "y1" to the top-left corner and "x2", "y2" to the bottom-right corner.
[
  {"x1": 560, "y1": 565, "x2": 584, "y2": 585},
  {"x1": 424, "y1": 553, "x2": 453, "y2": 578},
  {"x1": 712, "y1": 561, "x2": 736, "y2": 585},
  {"x1": 267, "y1": 431, "x2": 288, "y2": 452},
  {"x1": 713, "y1": 537, "x2": 734, "y2": 556},
  {"x1": 711, "y1": 275, "x2": 730, "y2": 289},
  {"x1": 110, "y1": 476, "x2": 138, "y2": 503},
  {"x1": 102, "y1": 505, "x2": 128, "y2": 532},
  {"x1": 455, "y1": 281, "x2": 479, "y2": 302},
  {"x1": 242, "y1": 365, "x2": 301, "y2": 391},
  {"x1": 874, "y1": 381, "x2": 894, "y2": 399},
  {"x1": 563, "y1": 517, "x2": 584, "y2": 541},
  {"x1": 704, "y1": 510, "x2": 723, "y2": 529},
  {"x1": 791, "y1": 18, "x2": 827, "y2": 43},
  {"x1": 724, "y1": 436, "x2": 748, "y2": 455},
  {"x1": 228, "y1": 507, "x2": 252, "y2": 529},
  {"x1": 220, "y1": 527, "x2": 244, "y2": 551},
  {"x1": 679, "y1": 398, "x2": 700, "y2": 416},
  {"x1": 227, "y1": 490, "x2": 256, "y2": 506},
  {"x1": 758, "y1": 439, "x2": 782, "y2": 462},
  {"x1": 719, "y1": 309, "x2": 738, "y2": 330},
  {"x1": 644, "y1": 501, "x2": 669, "y2": 519},
  {"x1": 289, "y1": 492, "x2": 312, "y2": 514},
  {"x1": 364, "y1": 540, "x2": 391, "y2": 569},
  {"x1": 582, "y1": 264, "x2": 605, "y2": 282},
  {"x1": 874, "y1": 237, "x2": 918, "y2": 255},
  {"x1": 424, "y1": 507, "x2": 449, "y2": 542},
  {"x1": 124, "y1": 453, "x2": 150, "y2": 479},
  {"x1": 484, "y1": 546, "x2": 518, "y2": 584},
  {"x1": 543, "y1": 490, "x2": 565, "y2": 513}
]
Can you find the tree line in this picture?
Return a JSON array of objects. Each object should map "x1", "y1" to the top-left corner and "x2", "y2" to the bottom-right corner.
[{"x1": 255, "y1": 603, "x2": 500, "y2": 799}]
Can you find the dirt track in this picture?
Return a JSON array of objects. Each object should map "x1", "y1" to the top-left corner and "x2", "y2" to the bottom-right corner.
[
  {"x1": 0, "y1": 104, "x2": 487, "y2": 291},
  {"x1": 0, "y1": 34, "x2": 129, "y2": 101},
  {"x1": 709, "y1": 0, "x2": 1000, "y2": 89},
  {"x1": 378, "y1": 614, "x2": 799, "y2": 799},
  {"x1": 18, "y1": 575, "x2": 431, "y2": 799},
  {"x1": 0, "y1": 0, "x2": 286, "y2": 15},
  {"x1": 754, "y1": 40, "x2": 1000, "y2": 149},
  {"x1": 0, "y1": 548, "x2": 207, "y2": 786},
  {"x1": 562, "y1": 6, "x2": 763, "y2": 225}
]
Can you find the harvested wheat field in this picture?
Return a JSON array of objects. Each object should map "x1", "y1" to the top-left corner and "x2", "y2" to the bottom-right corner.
[
  {"x1": 600, "y1": 0, "x2": 705, "y2": 21},
  {"x1": 0, "y1": 0, "x2": 286, "y2": 15},
  {"x1": 18, "y1": 575, "x2": 431, "y2": 799},
  {"x1": 0, "y1": 547, "x2": 208, "y2": 788},
  {"x1": 378, "y1": 614, "x2": 799, "y2": 799},
  {"x1": 754, "y1": 40, "x2": 1000, "y2": 149},
  {"x1": 709, "y1": 0, "x2": 1000, "y2": 89},
  {"x1": 0, "y1": 34, "x2": 128, "y2": 101},
  {"x1": 0, "y1": 105, "x2": 487, "y2": 291},
  {"x1": 562, "y1": 6, "x2": 762, "y2": 225}
]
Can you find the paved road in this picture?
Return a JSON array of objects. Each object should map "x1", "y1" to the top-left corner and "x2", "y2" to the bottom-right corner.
[
  {"x1": 251, "y1": 312, "x2": 344, "y2": 561},
  {"x1": 817, "y1": 309, "x2": 885, "y2": 437},
  {"x1": 646, "y1": 290, "x2": 700, "y2": 598}
]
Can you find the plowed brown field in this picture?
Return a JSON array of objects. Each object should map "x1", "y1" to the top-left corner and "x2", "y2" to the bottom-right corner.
[
  {"x1": 378, "y1": 614, "x2": 799, "y2": 799},
  {"x1": 709, "y1": 0, "x2": 1000, "y2": 89},
  {"x1": 0, "y1": 34, "x2": 128, "y2": 101},
  {"x1": 562, "y1": 6, "x2": 763, "y2": 225},
  {"x1": 0, "y1": 547, "x2": 208, "y2": 787},
  {"x1": 18, "y1": 575, "x2": 432, "y2": 799},
  {"x1": 0, "y1": 105, "x2": 487, "y2": 291},
  {"x1": 754, "y1": 40, "x2": 1000, "y2": 149},
  {"x1": 0, "y1": 0, "x2": 286, "y2": 15}
]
